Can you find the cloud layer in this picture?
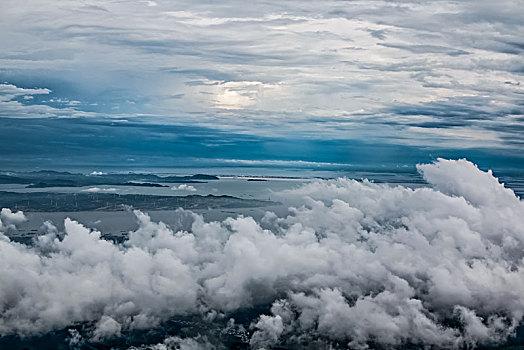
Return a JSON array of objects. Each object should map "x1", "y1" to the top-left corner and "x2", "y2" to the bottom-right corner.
[
  {"x1": 1, "y1": 159, "x2": 523, "y2": 348},
  {"x1": 1, "y1": 0, "x2": 523, "y2": 149}
]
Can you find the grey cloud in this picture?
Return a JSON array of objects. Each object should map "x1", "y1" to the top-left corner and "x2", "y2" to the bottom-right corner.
[
  {"x1": 0, "y1": 0, "x2": 523, "y2": 149},
  {"x1": 378, "y1": 43, "x2": 470, "y2": 56}
]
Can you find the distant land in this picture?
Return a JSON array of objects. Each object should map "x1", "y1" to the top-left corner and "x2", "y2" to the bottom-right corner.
[
  {"x1": 0, "y1": 170, "x2": 219, "y2": 188},
  {"x1": 0, "y1": 191, "x2": 275, "y2": 212}
]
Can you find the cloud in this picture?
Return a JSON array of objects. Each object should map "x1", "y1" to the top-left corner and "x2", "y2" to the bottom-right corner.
[
  {"x1": 82, "y1": 187, "x2": 117, "y2": 193},
  {"x1": 0, "y1": 84, "x2": 50, "y2": 102},
  {"x1": 218, "y1": 158, "x2": 345, "y2": 167},
  {"x1": 172, "y1": 184, "x2": 197, "y2": 192},
  {"x1": 0, "y1": 0, "x2": 523, "y2": 148},
  {"x1": 0, "y1": 159, "x2": 523, "y2": 348},
  {"x1": 0, "y1": 208, "x2": 26, "y2": 233},
  {"x1": 129, "y1": 335, "x2": 217, "y2": 350},
  {"x1": 0, "y1": 83, "x2": 96, "y2": 119},
  {"x1": 92, "y1": 316, "x2": 121, "y2": 341}
]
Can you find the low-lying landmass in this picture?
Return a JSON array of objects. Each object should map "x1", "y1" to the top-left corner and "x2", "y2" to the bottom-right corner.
[
  {"x1": 0, "y1": 191, "x2": 275, "y2": 212},
  {"x1": 0, "y1": 170, "x2": 219, "y2": 188}
]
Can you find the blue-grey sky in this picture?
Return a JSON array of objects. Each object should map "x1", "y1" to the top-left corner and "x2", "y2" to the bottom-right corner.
[{"x1": 1, "y1": 0, "x2": 523, "y2": 168}]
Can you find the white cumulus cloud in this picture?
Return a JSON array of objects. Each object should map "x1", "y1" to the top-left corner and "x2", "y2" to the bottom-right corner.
[
  {"x1": 0, "y1": 158, "x2": 523, "y2": 348},
  {"x1": 172, "y1": 184, "x2": 197, "y2": 192}
]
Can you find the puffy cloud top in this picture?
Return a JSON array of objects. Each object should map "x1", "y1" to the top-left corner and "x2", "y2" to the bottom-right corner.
[{"x1": 0, "y1": 158, "x2": 523, "y2": 348}]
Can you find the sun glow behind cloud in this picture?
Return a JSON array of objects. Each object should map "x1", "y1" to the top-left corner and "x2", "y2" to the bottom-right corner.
[{"x1": 208, "y1": 81, "x2": 281, "y2": 110}]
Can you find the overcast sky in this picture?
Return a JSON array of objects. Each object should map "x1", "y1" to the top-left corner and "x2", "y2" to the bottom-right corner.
[{"x1": 1, "y1": 0, "x2": 523, "y2": 159}]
